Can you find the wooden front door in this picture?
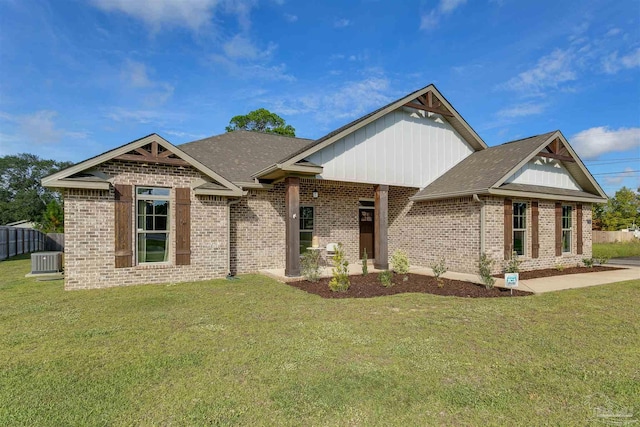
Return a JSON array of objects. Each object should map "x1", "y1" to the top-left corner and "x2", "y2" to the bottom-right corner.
[{"x1": 359, "y1": 208, "x2": 374, "y2": 259}]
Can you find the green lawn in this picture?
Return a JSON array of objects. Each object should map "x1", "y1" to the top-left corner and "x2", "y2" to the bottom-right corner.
[
  {"x1": 1, "y1": 255, "x2": 639, "y2": 426},
  {"x1": 593, "y1": 240, "x2": 640, "y2": 259}
]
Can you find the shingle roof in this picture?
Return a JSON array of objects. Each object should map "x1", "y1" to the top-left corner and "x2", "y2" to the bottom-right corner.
[
  {"x1": 497, "y1": 183, "x2": 600, "y2": 199},
  {"x1": 412, "y1": 131, "x2": 557, "y2": 200},
  {"x1": 179, "y1": 130, "x2": 312, "y2": 183}
]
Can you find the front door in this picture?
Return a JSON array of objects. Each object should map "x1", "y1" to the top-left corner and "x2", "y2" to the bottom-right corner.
[{"x1": 359, "y1": 208, "x2": 374, "y2": 259}]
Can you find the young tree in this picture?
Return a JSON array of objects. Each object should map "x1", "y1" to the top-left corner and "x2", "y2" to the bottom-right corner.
[
  {"x1": 225, "y1": 108, "x2": 296, "y2": 136},
  {"x1": 0, "y1": 153, "x2": 72, "y2": 225},
  {"x1": 601, "y1": 187, "x2": 640, "y2": 230}
]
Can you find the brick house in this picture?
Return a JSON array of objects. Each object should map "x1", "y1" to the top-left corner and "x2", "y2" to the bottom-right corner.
[{"x1": 43, "y1": 85, "x2": 607, "y2": 290}]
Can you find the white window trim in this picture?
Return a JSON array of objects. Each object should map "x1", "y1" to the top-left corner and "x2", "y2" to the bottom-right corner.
[
  {"x1": 136, "y1": 187, "x2": 171, "y2": 265},
  {"x1": 299, "y1": 205, "x2": 315, "y2": 253},
  {"x1": 562, "y1": 205, "x2": 572, "y2": 254},
  {"x1": 513, "y1": 201, "x2": 527, "y2": 257}
]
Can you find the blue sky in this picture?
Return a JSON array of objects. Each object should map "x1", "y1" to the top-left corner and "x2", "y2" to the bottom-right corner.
[{"x1": 0, "y1": 0, "x2": 638, "y2": 194}]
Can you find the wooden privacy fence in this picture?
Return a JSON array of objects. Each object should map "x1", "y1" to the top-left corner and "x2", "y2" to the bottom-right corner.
[
  {"x1": 0, "y1": 227, "x2": 65, "y2": 260},
  {"x1": 593, "y1": 230, "x2": 639, "y2": 244}
]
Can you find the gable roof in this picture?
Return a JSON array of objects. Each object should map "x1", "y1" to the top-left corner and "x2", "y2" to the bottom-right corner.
[
  {"x1": 411, "y1": 130, "x2": 608, "y2": 203},
  {"x1": 179, "y1": 130, "x2": 312, "y2": 183},
  {"x1": 42, "y1": 134, "x2": 243, "y2": 196},
  {"x1": 252, "y1": 84, "x2": 487, "y2": 178}
]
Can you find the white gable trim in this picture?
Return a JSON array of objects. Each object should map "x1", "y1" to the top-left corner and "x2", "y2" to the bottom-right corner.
[
  {"x1": 42, "y1": 134, "x2": 243, "y2": 195},
  {"x1": 276, "y1": 85, "x2": 487, "y2": 171},
  {"x1": 492, "y1": 131, "x2": 607, "y2": 199}
]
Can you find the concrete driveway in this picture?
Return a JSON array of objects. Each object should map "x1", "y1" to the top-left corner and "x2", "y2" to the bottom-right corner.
[
  {"x1": 513, "y1": 266, "x2": 640, "y2": 294},
  {"x1": 608, "y1": 257, "x2": 640, "y2": 267}
]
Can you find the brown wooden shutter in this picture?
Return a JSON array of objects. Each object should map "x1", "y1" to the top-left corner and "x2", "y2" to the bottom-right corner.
[
  {"x1": 531, "y1": 201, "x2": 539, "y2": 259},
  {"x1": 576, "y1": 204, "x2": 583, "y2": 255},
  {"x1": 175, "y1": 187, "x2": 191, "y2": 265},
  {"x1": 555, "y1": 202, "x2": 562, "y2": 256},
  {"x1": 504, "y1": 199, "x2": 512, "y2": 259},
  {"x1": 114, "y1": 184, "x2": 133, "y2": 268}
]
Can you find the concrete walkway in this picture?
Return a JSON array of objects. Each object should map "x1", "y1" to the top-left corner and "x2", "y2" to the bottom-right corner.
[{"x1": 260, "y1": 264, "x2": 640, "y2": 294}]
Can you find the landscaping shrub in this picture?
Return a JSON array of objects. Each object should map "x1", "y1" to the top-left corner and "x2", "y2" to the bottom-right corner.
[
  {"x1": 595, "y1": 255, "x2": 610, "y2": 265},
  {"x1": 328, "y1": 243, "x2": 350, "y2": 292},
  {"x1": 505, "y1": 251, "x2": 521, "y2": 274},
  {"x1": 378, "y1": 270, "x2": 393, "y2": 287},
  {"x1": 582, "y1": 258, "x2": 594, "y2": 268},
  {"x1": 362, "y1": 248, "x2": 368, "y2": 276},
  {"x1": 431, "y1": 257, "x2": 447, "y2": 287},
  {"x1": 478, "y1": 252, "x2": 496, "y2": 289},
  {"x1": 301, "y1": 249, "x2": 321, "y2": 282},
  {"x1": 390, "y1": 250, "x2": 409, "y2": 275},
  {"x1": 555, "y1": 263, "x2": 565, "y2": 272}
]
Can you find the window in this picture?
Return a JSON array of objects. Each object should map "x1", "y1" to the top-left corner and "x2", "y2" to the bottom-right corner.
[
  {"x1": 136, "y1": 187, "x2": 170, "y2": 263},
  {"x1": 299, "y1": 206, "x2": 314, "y2": 254},
  {"x1": 512, "y1": 202, "x2": 527, "y2": 256},
  {"x1": 562, "y1": 205, "x2": 572, "y2": 253}
]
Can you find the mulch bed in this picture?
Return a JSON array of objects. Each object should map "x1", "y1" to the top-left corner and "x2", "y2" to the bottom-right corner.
[
  {"x1": 287, "y1": 272, "x2": 531, "y2": 299},
  {"x1": 493, "y1": 266, "x2": 623, "y2": 280}
]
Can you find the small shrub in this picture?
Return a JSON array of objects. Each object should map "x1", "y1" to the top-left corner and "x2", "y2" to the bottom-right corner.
[
  {"x1": 328, "y1": 243, "x2": 350, "y2": 292},
  {"x1": 555, "y1": 263, "x2": 565, "y2": 272},
  {"x1": 390, "y1": 250, "x2": 410, "y2": 275},
  {"x1": 431, "y1": 257, "x2": 447, "y2": 287},
  {"x1": 378, "y1": 270, "x2": 393, "y2": 287},
  {"x1": 362, "y1": 248, "x2": 368, "y2": 276},
  {"x1": 478, "y1": 252, "x2": 496, "y2": 289},
  {"x1": 582, "y1": 258, "x2": 594, "y2": 268},
  {"x1": 504, "y1": 251, "x2": 521, "y2": 274},
  {"x1": 595, "y1": 255, "x2": 610, "y2": 265},
  {"x1": 301, "y1": 249, "x2": 321, "y2": 282}
]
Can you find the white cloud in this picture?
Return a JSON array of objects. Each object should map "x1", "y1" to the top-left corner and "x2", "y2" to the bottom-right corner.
[
  {"x1": 267, "y1": 75, "x2": 392, "y2": 124},
  {"x1": 419, "y1": 11, "x2": 439, "y2": 30},
  {"x1": 211, "y1": 54, "x2": 295, "y2": 81},
  {"x1": 162, "y1": 130, "x2": 207, "y2": 140},
  {"x1": 496, "y1": 103, "x2": 545, "y2": 118},
  {"x1": 222, "y1": 35, "x2": 277, "y2": 60},
  {"x1": 0, "y1": 110, "x2": 87, "y2": 146},
  {"x1": 501, "y1": 49, "x2": 576, "y2": 94},
  {"x1": 334, "y1": 18, "x2": 351, "y2": 28},
  {"x1": 439, "y1": 0, "x2": 467, "y2": 14},
  {"x1": 570, "y1": 126, "x2": 640, "y2": 160},
  {"x1": 603, "y1": 48, "x2": 640, "y2": 74},
  {"x1": 120, "y1": 60, "x2": 174, "y2": 105},
  {"x1": 605, "y1": 28, "x2": 622, "y2": 37},
  {"x1": 284, "y1": 13, "x2": 298, "y2": 23},
  {"x1": 420, "y1": 0, "x2": 466, "y2": 30},
  {"x1": 91, "y1": 0, "x2": 220, "y2": 31},
  {"x1": 604, "y1": 167, "x2": 637, "y2": 185}
]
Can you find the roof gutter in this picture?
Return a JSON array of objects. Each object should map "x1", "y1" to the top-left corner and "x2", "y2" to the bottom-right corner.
[{"x1": 487, "y1": 188, "x2": 607, "y2": 204}]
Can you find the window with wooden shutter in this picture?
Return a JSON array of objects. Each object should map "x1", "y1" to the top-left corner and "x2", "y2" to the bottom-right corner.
[
  {"x1": 175, "y1": 187, "x2": 191, "y2": 265},
  {"x1": 504, "y1": 198, "x2": 512, "y2": 259},
  {"x1": 531, "y1": 201, "x2": 539, "y2": 258},
  {"x1": 114, "y1": 184, "x2": 133, "y2": 268},
  {"x1": 576, "y1": 204, "x2": 583, "y2": 255},
  {"x1": 555, "y1": 202, "x2": 562, "y2": 256}
]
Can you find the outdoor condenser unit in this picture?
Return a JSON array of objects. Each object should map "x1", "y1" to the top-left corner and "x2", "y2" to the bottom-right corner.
[{"x1": 31, "y1": 252, "x2": 63, "y2": 274}]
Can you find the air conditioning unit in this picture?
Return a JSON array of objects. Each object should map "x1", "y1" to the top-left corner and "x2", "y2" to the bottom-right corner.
[{"x1": 31, "y1": 252, "x2": 63, "y2": 274}]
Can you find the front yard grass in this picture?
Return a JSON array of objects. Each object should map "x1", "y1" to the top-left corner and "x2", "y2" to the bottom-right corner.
[
  {"x1": 593, "y1": 240, "x2": 640, "y2": 259},
  {"x1": 1, "y1": 254, "x2": 639, "y2": 426}
]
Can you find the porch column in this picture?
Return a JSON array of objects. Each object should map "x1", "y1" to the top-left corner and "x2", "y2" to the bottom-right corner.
[
  {"x1": 285, "y1": 177, "x2": 300, "y2": 276},
  {"x1": 374, "y1": 184, "x2": 389, "y2": 270}
]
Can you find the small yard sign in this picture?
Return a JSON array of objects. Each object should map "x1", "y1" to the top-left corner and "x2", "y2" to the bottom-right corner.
[{"x1": 504, "y1": 272, "x2": 519, "y2": 288}]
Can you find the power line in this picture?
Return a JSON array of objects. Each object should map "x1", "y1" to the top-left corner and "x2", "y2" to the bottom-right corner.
[
  {"x1": 585, "y1": 157, "x2": 640, "y2": 162},
  {"x1": 592, "y1": 170, "x2": 640, "y2": 176}
]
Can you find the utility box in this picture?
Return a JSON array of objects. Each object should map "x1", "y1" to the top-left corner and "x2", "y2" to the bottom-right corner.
[{"x1": 31, "y1": 252, "x2": 63, "y2": 274}]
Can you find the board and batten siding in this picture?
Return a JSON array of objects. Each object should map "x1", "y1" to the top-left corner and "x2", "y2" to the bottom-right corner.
[
  {"x1": 506, "y1": 158, "x2": 581, "y2": 190},
  {"x1": 306, "y1": 108, "x2": 474, "y2": 188}
]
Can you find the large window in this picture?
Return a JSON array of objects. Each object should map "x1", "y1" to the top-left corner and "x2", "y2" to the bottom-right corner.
[
  {"x1": 513, "y1": 202, "x2": 527, "y2": 256},
  {"x1": 300, "y1": 206, "x2": 314, "y2": 254},
  {"x1": 136, "y1": 187, "x2": 170, "y2": 263},
  {"x1": 562, "y1": 205, "x2": 572, "y2": 253}
]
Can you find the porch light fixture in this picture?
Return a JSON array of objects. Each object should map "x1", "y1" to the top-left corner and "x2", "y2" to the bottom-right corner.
[{"x1": 312, "y1": 189, "x2": 318, "y2": 198}]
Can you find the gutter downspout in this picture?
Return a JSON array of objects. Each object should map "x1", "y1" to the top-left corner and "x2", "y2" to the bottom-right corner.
[
  {"x1": 226, "y1": 197, "x2": 242, "y2": 279},
  {"x1": 473, "y1": 194, "x2": 485, "y2": 256}
]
